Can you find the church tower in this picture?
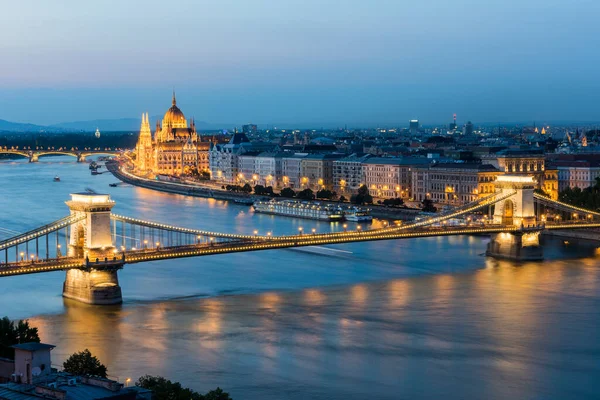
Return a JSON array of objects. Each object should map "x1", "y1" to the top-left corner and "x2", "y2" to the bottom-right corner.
[{"x1": 135, "y1": 113, "x2": 154, "y2": 172}]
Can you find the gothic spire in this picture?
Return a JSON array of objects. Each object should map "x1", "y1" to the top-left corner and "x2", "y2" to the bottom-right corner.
[{"x1": 172, "y1": 90, "x2": 176, "y2": 106}]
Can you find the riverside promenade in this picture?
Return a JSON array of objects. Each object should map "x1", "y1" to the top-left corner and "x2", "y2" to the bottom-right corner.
[{"x1": 106, "y1": 160, "x2": 421, "y2": 220}]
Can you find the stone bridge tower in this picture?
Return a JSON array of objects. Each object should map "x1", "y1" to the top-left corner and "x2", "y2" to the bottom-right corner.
[
  {"x1": 63, "y1": 193, "x2": 123, "y2": 305},
  {"x1": 492, "y1": 175, "x2": 536, "y2": 227},
  {"x1": 488, "y1": 175, "x2": 543, "y2": 260}
]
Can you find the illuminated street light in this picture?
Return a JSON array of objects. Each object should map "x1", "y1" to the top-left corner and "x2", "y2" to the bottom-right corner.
[
  {"x1": 299, "y1": 227, "x2": 303, "y2": 235},
  {"x1": 343, "y1": 224, "x2": 347, "y2": 232},
  {"x1": 312, "y1": 228, "x2": 316, "y2": 234}
]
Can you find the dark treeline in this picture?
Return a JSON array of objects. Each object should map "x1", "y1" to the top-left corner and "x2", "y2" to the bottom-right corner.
[
  {"x1": 0, "y1": 132, "x2": 138, "y2": 150},
  {"x1": 559, "y1": 177, "x2": 600, "y2": 211}
]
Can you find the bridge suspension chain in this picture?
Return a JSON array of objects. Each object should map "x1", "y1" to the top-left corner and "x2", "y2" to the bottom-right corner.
[
  {"x1": 0, "y1": 215, "x2": 84, "y2": 250},
  {"x1": 110, "y1": 214, "x2": 261, "y2": 240},
  {"x1": 533, "y1": 193, "x2": 600, "y2": 218}
]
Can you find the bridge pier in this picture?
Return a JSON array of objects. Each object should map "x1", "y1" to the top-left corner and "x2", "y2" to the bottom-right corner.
[
  {"x1": 486, "y1": 230, "x2": 543, "y2": 261},
  {"x1": 29, "y1": 154, "x2": 38, "y2": 163},
  {"x1": 63, "y1": 266, "x2": 122, "y2": 305},
  {"x1": 77, "y1": 153, "x2": 86, "y2": 163}
]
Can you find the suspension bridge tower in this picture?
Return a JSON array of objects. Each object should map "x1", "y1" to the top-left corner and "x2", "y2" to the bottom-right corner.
[
  {"x1": 63, "y1": 193, "x2": 123, "y2": 305},
  {"x1": 487, "y1": 175, "x2": 543, "y2": 260}
]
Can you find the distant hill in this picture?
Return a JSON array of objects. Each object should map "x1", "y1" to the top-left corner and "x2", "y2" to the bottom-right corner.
[
  {"x1": 51, "y1": 117, "x2": 230, "y2": 132},
  {"x1": 0, "y1": 119, "x2": 52, "y2": 133},
  {"x1": 50, "y1": 118, "x2": 142, "y2": 132}
]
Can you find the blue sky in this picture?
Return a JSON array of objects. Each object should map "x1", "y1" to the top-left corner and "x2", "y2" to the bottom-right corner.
[{"x1": 0, "y1": 0, "x2": 599, "y2": 126}]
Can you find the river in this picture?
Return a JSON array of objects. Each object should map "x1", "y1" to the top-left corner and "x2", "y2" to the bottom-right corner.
[{"x1": 1, "y1": 157, "x2": 599, "y2": 399}]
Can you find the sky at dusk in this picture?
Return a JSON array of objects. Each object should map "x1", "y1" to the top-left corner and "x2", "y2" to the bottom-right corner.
[{"x1": 0, "y1": 0, "x2": 599, "y2": 126}]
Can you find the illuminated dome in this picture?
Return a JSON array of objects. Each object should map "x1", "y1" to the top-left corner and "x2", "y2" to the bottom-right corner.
[{"x1": 162, "y1": 92, "x2": 187, "y2": 128}]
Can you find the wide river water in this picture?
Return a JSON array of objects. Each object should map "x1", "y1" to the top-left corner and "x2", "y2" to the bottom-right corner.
[{"x1": 0, "y1": 157, "x2": 599, "y2": 399}]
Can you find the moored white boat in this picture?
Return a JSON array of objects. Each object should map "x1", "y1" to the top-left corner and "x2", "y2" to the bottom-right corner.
[{"x1": 253, "y1": 200, "x2": 344, "y2": 221}]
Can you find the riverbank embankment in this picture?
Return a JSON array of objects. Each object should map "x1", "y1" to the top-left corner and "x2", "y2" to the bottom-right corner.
[{"x1": 106, "y1": 161, "x2": 421, "y2": 221}]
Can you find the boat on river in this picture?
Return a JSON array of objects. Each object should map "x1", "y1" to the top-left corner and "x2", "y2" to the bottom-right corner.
[
  {"x1": 343, "y1": 207, "x2": 372, "y2": 222},
  {"x1": 53, "y1": 175, "x2": 60, "y2": 182},
  {"x1": 253, "y1": 199, "x2": 344, "y2": 221}
]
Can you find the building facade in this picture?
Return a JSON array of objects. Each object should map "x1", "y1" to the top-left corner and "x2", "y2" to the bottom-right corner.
[
  {"x1": 362, "y1": 157, "x2": 432, "y2": 199},
  {"x1": 281, "y1": 154, "x2": 307, "y2": 189},
  {"x1": 411, "y1": 163, "x2": 502, "y2": 205},
  {"x1": 554, "y1": 160, "x2": 600, "y2": 191},
  {"x1": 333, "y1": 154, "x2": 371, "y2": 196},
  {"x1": 300, "y1": 154, "x2": 342, "y2": 191}
]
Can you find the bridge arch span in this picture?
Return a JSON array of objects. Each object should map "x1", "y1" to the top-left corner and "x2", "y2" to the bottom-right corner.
[
  {"x1": 35, "y1": 151, "x2": 79, "y2": 159},
  {"x1": 0, "y1": 150, "x2": 31, "y2": 159}
]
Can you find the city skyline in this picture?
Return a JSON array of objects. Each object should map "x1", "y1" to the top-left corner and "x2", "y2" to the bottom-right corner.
[{"x1": 1, "y1": 0, "x2": 599, "y2": 126}]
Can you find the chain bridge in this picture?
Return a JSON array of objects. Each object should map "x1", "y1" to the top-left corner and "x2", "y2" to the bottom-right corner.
[
  {"x1": 1, "y1": 175, "x2": 599, "y2": 305},
  {"x1": 0, "y1": 149, "x2": 120, "y2": 163}
]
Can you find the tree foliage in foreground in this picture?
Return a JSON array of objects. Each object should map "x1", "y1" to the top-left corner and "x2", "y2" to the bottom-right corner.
[
  {"x1": 63, "y1": 349, "x2": 108, "y2": 378},
  {"x1": 136, "y1": 375, "x2": 232, "y2": 400},
  {"x1": 0, "y1": 316, "x2": 40, "y2": 359}
]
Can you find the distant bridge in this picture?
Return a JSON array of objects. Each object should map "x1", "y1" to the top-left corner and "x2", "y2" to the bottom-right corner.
[
  {"x1": 0, "y1": 149, "x2": 120, "y2": 162},
  {"x1": 1, "y1": 174, "x2": 599, "y2": 305}
]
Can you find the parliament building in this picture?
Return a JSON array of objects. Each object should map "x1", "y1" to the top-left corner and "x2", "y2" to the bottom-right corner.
[{"x1": 135, "y1": 93, "x2": 209, "y2": 176}]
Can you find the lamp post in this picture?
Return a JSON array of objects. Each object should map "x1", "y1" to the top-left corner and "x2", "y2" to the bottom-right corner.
[{"x1": 298, "y1": 227, "x2": 303, "y2": 236}]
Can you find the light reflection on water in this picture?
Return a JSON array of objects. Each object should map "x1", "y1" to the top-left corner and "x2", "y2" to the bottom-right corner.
[{"x1": 2, "y1": 158, "x2": 600, "y2": 399}]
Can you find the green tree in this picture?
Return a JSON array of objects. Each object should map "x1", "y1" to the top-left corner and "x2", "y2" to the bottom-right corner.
[
  {"x1": 558, "y1": 181, "x2": 600, "y2": 212},
  {"x1": 339, "y1": 195, "x2": 347, "y2": 202},
  {"x1": 296, "y1": 188, "x2": 315, "y2": 200},
  {"x1": 204, "y1": 387, "x2": 233, "y2": 400},
  {"x1": 136, "y1": 375, "x2": 232, "y2": 400},
  {"x1": 383, "y1": 198, "x2": 404, "y2": 207},
  {"x1": 421, "y1": 198, "x2": 437, "y2": 213},
  {"x1": 351, "y1": 185, "x2": 373, "y2": 205},
  {"x1": 242, "y1": 183, "x2": 252, "y2": 193},
  {"x1": 254, "y1": 185, "x2": 266, "y2": 195},
  {"x1": 63, "y1": 349, "x2": 107, "y2": 378},
  {"x1": 200, "y1": 171, "x2": 211, "y2": 180},
  {"x1": 280, "y1": 187, "x2": 296, "y2": 198},
  {"x1": 0, "y1": 317, "x2": 40, "y2": 359},
  {"x1": 316, "y1": 189, "x2": 335, "y2": 200}
]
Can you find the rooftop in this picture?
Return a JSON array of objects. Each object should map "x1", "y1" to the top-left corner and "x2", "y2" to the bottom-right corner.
[
  {"x1": 364, "y1": 157, "x2": 433, "y2": 166},
  {"x1": 428, "y1": 163, "x2": 499, "y2": 171},
  {"x1": 11, "y1": 343, "x2": 55, "y2": 352}
]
